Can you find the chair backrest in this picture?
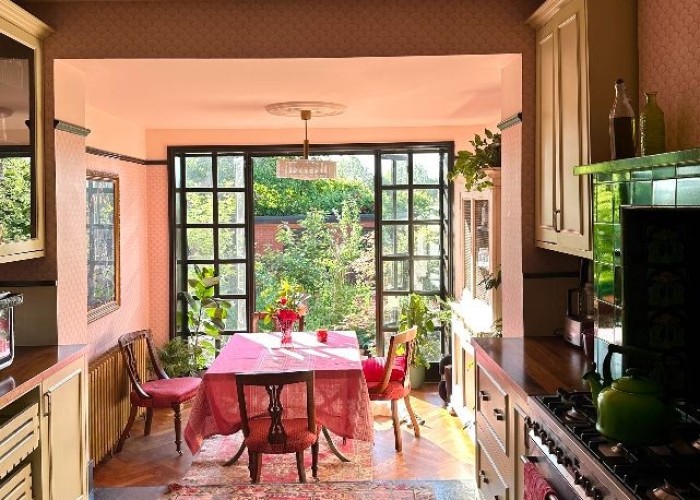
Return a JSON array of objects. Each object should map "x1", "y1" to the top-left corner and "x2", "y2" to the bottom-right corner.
[
  {"x1": 117, "y1": 330, "x2": 169, "y2": 399},
  {"x1": 235, "y1": 370, "x2": 315, "y2": 444},
  {"x1": 375, "y1": 325, "x2": 418, "y2": 393},
  {"x1": 251, "y1": 312, "x2": 305, "y2": 333}
]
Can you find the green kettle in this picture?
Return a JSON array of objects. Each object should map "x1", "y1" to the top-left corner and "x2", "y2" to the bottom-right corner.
[{"x1": 582, "y1": 344, "x2": 675, "y2": 445}]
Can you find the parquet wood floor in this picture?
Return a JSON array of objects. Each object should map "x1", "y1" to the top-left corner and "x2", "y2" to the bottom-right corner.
[{"x1": 93, "y1": 383, "x2": 476, "y2": 488}]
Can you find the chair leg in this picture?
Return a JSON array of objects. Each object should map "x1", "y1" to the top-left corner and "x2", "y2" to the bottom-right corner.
[
  {"x1": 296, "y1": 450, "x2": 307, "y2": 483},
  {"x1": 391, "y1": 399, "x2": 402, "y2": 452},
  {"x1": 254, "y1": 452, "x2": 263, "y2": 483},
  {"x1": 311, "y1": 439, "x2": 319, "y2": 479},
  {"x1": 116, "y1": 405, "x2": 138, "y2": 453},
  {"x1": 144, "y1": 408, "x2": 154, "y2": 436},
  {"x1": 172, "y1": 403, "x2": 183, "y2": 455},
  {"x1": 404, "y1": 395, "x2": 421, "y2": 438}
]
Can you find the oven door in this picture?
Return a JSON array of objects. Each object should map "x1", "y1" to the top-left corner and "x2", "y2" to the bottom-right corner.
[{"x1": 522, "y1": 434, "x2": 581, "y2": 500}]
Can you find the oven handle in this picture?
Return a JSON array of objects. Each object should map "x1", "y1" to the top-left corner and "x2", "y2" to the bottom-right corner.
[{"x1": 520, "y1": 455, "x2": 560, "y2": 500}]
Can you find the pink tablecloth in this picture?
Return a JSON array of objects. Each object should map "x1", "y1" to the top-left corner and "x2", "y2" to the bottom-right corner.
[{"x1": 184, "y1": 330, "x2": 373, "y2": 453}]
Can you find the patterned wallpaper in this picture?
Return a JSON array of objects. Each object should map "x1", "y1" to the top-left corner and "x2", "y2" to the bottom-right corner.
[{"x1": 639, "y1": 1, "x2": 700, "y2": 151}]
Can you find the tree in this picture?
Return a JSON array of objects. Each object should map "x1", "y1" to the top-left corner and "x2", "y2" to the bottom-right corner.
[{"x1": 0, "y1": 156, "x2": 32, "y2": 243}]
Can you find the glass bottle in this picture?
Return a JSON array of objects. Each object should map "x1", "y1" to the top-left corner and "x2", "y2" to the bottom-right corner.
[
  {"x1": 640, "y1": 92, "x2": 666, "y2": 156},
  {"x1": 609, "y1": 79, "x2": 636, "y2": 159}
]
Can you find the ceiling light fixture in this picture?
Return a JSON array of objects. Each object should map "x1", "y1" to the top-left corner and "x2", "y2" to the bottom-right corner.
[{"x1": 265, "y1": 101, "x2": 346, "y2": 180}]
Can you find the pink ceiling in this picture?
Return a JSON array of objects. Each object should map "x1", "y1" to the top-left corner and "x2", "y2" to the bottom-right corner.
[{"x1": 62, "y1": 54, "x2": 518, "y2": 130}]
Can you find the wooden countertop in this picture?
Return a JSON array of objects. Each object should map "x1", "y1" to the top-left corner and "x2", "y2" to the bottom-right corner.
[
  {"x1": 472, "y1": 336, "x2": 591, "y2": 403},
  {"x1": 0, "y1": 345, "x2": 86, "y2": 407}
]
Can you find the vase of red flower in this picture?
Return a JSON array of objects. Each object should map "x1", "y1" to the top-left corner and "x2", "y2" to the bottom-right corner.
[
  {"x1": 275, "y1": 299, "x2": 298, "y2": 346},
  {"x1": 265, "y1": 281, "x2": 309, "y2": 347}
]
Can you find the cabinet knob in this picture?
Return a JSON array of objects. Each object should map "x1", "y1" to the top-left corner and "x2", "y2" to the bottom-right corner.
[
  {"x1": 479, "y1": 469, "x2": 489, "y2": 484},
  {"x1": 492, "y1": 408, "x2": 505, "y2": 421},
  {"x1": 553, "y1": 209, "x2": 562, "y2": 233},
  {"x1": 479, "y1": 390, "x2": 490, "y2": 401}
]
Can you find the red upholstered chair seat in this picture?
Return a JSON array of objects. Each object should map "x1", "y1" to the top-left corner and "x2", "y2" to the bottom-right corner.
[
  {"x1": 130, "y1": 377, "x2": 201, "y2": 407},
  {"x1": 361, "y1": 355, "x2": 406, "y2": 383},
  {"x1": 245, "y1": 417, "x2": 320, "y2": 454},
  {"x1": 367, "y1": 380, "x2": 411, "y2": 401}
]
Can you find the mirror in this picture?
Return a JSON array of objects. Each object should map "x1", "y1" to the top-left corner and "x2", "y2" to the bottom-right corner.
[
  {"x1": 0, "y1": 6, "x2": 49, "y2": 263},
  {"x1": 86, "y1": 171, "x2": 120, "y2": 322}
]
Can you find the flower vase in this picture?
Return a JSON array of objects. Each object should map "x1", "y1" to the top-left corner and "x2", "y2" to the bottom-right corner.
[{"x1": 276, "y1": 318, "x2": 295, "y2": 346}]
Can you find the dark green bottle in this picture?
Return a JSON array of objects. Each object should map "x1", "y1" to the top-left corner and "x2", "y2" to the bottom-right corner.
[{"x1": 640, "y1": 92, "x2": 666, "y2": 156}]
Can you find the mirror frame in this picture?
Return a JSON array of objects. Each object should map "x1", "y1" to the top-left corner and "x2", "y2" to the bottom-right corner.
[
  {"x1": 0, "y1": 1, "x2": 52, "y2": 263},
  {"x1": 86, "y1": 170, "x2": 120, "y2": 323}
]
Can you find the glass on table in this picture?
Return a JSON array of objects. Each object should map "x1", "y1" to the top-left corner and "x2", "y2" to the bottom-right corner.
[{"x1": 316, "y1": 329, "x2": 328, "y2": 343}]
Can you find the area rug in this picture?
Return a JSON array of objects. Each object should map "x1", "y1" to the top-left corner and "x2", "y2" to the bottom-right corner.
[
  {"x1": 164, "y1": 481, "x2": 435, "y2": 499},
  {"x1": 175, "y1": 433, "x2": 372, "y2": 487}
]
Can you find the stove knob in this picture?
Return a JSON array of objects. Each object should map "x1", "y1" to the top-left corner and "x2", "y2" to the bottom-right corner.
[
  {"x1": 525, "y1": 417, "x2": 533, "y2": 429},
  {"x1": 573, "y1": 471, "x2": 583, "y2": 485},
  {"x1": 554, "y1": 448, "x2": 564, "y2": 463},
  {"x1": 539, "y1": 429, "x2": 548, "y2": 441},
  {"x1": 581, "y1": 477, "x2": 591, "y2": 491},
  {"x1": 546, "y1": 438, "x2": 555, "y2": 452},
  {"x1": 562, "y1": 456, "x2": 572, "y2": 468},
  {"x1": 592, "y1": 488, "x2": 603, "y2": 500},
  {"x1": 532, "y1": 422, "x2": 540, "y2": 433}
]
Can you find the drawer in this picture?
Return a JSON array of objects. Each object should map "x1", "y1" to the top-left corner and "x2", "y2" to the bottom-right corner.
[
  {"x1": 0, "y1": 462, "x2": 32, "y2": 499},
  {"x1": 0, "y1": 403, "x2": 40, "y2": 481},
  {"x1": 476, "y1": 366, "x2": 509, "y2": 452},
  {"x1": 477, "y1": 438, "x2": 509, "y2": 500}
]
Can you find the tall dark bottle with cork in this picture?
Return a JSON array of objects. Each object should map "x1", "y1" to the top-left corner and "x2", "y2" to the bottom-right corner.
[{"x1": 609, "y1": 78, "x2": 636, "y2": 159}]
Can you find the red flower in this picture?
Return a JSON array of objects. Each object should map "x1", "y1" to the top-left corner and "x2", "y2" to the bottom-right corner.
[
  {"x1": 276, "y1": 308, "x2": 298, "y2": 322},
  {"x1": 279, "y1": 297, "x2": 287, "y2": 305}
]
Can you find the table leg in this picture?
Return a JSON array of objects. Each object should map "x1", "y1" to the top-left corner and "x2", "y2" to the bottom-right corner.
[
  {"x1": 322, "y1": 426, "x2": 351, "y2": 463},
  {"x1": 223, "y1": 440, "x2": 247, "y2": 466}
]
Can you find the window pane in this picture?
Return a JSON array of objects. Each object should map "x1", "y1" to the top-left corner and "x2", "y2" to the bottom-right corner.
[
  {"x1": 220, "y1": 263, "x2": 246, "y2": 295},
  {"x1": 382, "y1": 295, "x2": 402, "y2": 329},
  {"x1": 414, "y1": 224, "x2": 440, "y2": 256},
  {"x1": 383, "y1": 260, "x2": 409, "y2": 291},
  {"x1": 413, "y1": 189, "x2": 440, "y2": 220},
  {"x1": 186, "y1": 228, "x2": 213, "y2": 260},
  {"x1": 382, "y1": 190, "x2": 408, "y2": 220},
  {"x1": 186, "y1": 192, "x2": 213, "y2": 223},
  {"x1": 412, "y1": 153, "x2": 441, "y2": 184},
  {"x1": 414, "y1": 259, "x2": 440, "y2": 292},
  {"x1": 219, "y1": 228, "x2": 246, "y2": 259},
  {"x1": 218, "y1": 155, "x2": 245, "y2": 188},
  {"x1": 381, "y1": 155, "x2": 408, "y2": 185},
  {"x1": 174, "y1": 155, "x2": 182, "y2": 189},
  {"x1": 381, "y1": 224, "x2": 408, "y2": 256},
  {"x1": 224, "y1": 299, "x2": 247, "y2": 331},
  {"x1": 218, "y1": 192, "x2": 246, "y2": 224},
  {"x1": 186, "y1": 156, "x2": 213, "y2": 188}
]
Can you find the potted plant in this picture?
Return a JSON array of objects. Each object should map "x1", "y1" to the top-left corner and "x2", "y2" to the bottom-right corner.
[
  {"x1": 449, "y1": 128, "x2": 501, "y2": 191},
  {"x1": 159, "y1": 265, "x2": 231, "y2": 376},
  {"x1": 399, "y1": 294, "x2": 445, "y2": 389}
]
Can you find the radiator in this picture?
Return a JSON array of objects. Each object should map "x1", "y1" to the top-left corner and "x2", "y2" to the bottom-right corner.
[{"x1": 88, "y1": 340, "x2": 148, "y2": 465}]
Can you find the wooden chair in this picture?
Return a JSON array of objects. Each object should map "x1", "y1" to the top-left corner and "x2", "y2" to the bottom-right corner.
[
  {"x1": 236, "y1": 370, "x2": 320, "y2": 483},
  {"x1": 115, "y1": 330, "x2": 201, "y2": 455},
  {"x1": 251, "y1": 311, "x2": 305, "y2": 332},
  {"x1": 361, "y1": 325, "x2": 420, "y2": 452}
]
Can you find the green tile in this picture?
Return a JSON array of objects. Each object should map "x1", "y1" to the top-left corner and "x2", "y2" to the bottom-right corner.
[
  {"x1": 613, "y1": 225, "x2": 621, "y2": 265},
  {"x1": 595, "y1": 172, "x2": 613, "y2": 183},
  {"x1": 612, "y1": 171, "x2": 630, "y2": 182},
  {"x1": 677, "y1": 178, "x2": 700, "y2": 205},
  {"x1": 677, "y1": 164, "x2": 700, "y2": 177},
  {"x1": 631, "y1": 181, "x2": 653, "y2": 205},
  {"x1": 594, "y1": 224, "x2": 614, "y2": 264},
  {"x1": 652, "y1": 165, "x2": 676, "y2": 179},
  {"x1": 617, "y1": 182, "x2": 630, "y2": 206},
  {"x1": 652, "y1": 179, "x2": 676, "y2": 205},
  {"x1": 595, "y1": 183, "x2": 614, "y2": 223},
  {"x1": 631, "y1": 169, "x2": 653, "y2": 181}
]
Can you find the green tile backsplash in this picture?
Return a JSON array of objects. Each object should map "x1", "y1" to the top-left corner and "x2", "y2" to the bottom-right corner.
[{"x1": 577, "y1": 148, "x2": 700, "y2": 360}]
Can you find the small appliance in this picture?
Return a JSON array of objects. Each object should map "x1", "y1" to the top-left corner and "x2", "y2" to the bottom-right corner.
[
  {"x1": 0, "y1": 292, "x2": 22, "y2": 370},
  {"x1": 564, "y1": 261, "x2": 594, "y2": 347}
]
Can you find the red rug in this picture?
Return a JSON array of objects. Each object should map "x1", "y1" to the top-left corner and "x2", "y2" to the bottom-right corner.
[
  {"x1": 165, "y1": 482, "x2": 434, "y2": 499},
  {"x1": 174, "y1": 432, "x2": 372, "y2": 487}
]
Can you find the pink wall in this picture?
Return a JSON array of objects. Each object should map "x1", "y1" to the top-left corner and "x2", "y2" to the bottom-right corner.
[{"x1": 639, "y1": 1, "x2": 700, "y2": 150}]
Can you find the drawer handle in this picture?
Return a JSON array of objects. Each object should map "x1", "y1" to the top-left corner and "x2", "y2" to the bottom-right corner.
[
  {"x1": 493, "y1": 408, "x2": 505, "y2": 421},
  {"x1": 479, "y1": 390, "x2": 490, "y2": 401},
  {"x1": 479, "y1": 469, "x2": 489, "y2": 484}
]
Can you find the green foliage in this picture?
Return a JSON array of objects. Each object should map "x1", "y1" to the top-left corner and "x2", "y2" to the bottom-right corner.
[
  {"x1": 253, "y1": 157, "x2": 374, "y2": 216},
  {"x1": 0, "y1": 156, "x2": 32, "y2": 243},
  {"x1": 399, "y1": 294, "x2": 445, "y2": 368},
  {"x1": 164, "y1": 265, "x2": 231, "y2": 376},
  {"x1": 449, "y1": 129, "x2": 501, "y2": 191},
  {"x1": 255, "y1": 200, "x2": 376, "y2": 351},
  {"x1": 157, "y1": 338, "x2": 198, "y2": 378}
]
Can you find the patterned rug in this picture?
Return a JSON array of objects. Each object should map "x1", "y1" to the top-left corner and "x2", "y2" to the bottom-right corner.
[
  {"x1": 164, "y1": 481, "x2": 434, "y2": 499},
  {"x1": 174, "y1": 432, "x2": 372, "y2": 487}
]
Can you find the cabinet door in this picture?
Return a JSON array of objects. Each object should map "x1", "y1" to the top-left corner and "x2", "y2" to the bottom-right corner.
[
  {"x1": 535, "y1": 27, "x2": 559, "y2": 244},
  {"x1": 511, "y1": 404, "x2": 530, "y2": 500},
  {"x1": 42, "y1": 357, "x2": 88, "y2": 500},
  {"x1": 555, "y1": 0, "x2": 591, "y2": 254}
]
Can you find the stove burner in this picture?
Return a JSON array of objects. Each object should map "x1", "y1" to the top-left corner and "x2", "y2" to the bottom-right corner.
[
  {"x1": 598, "y1": 442, "x2": 629, "y2": 459},
  {"x1": 652, "y1": 480, "x2": 683, "y2": 500},
  {"x1": 650, "y1": 478, "x2": 700, "y2": 500},
  {"x1": 692, "y1": 438, "x2": 700, "y2": 452},
  {"x1": 564, "y1": 406, "x2": 588, "y2": 423}
]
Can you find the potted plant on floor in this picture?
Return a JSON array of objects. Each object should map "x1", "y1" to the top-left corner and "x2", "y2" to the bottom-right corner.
[
  {"x1": 159, "y1": 265, "x2": 231, "y2": 376},
  {"x1": 449, "y1": 128, "x2": 501, "y2": 191},
  {"x1": 399, "y1": 294, "x2": 445, "y2": 389}
]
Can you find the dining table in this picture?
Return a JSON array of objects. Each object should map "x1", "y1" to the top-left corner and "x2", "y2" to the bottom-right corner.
[{"x1": 184, "y1": 330, "x2": 374, "y2": 460}]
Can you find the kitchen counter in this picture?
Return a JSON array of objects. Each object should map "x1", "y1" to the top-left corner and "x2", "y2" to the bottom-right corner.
[
  {"x1": 0, "y1": 344, "x2": 87, "y2": 407},
  {"x1": 472, "y1": 336, "x2": 590, "y2": 402}
]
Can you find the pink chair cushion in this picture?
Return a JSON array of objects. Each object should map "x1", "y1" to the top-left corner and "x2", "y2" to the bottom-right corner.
[
  {"x1": 245, "y1": 417, "x2": 319, "y2": 453},
  {"x1": 131, "y1": 377, "x2": 201, "y2": 407},
  {"x1": 367, "y1": 380, "x2": 411, "y2": 401},
  {"x1": 361, "y1": 355, "x2": 406, "y2": 383}
]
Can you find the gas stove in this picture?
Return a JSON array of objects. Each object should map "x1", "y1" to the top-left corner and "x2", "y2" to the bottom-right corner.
[{"x1": 527, "y1": 389, "x2": 700, "y2": 499}]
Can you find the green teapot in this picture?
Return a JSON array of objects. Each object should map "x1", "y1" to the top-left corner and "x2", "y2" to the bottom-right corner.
[{"x1": 582, "y1": 344, "x2": 675, "y2": 445}]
